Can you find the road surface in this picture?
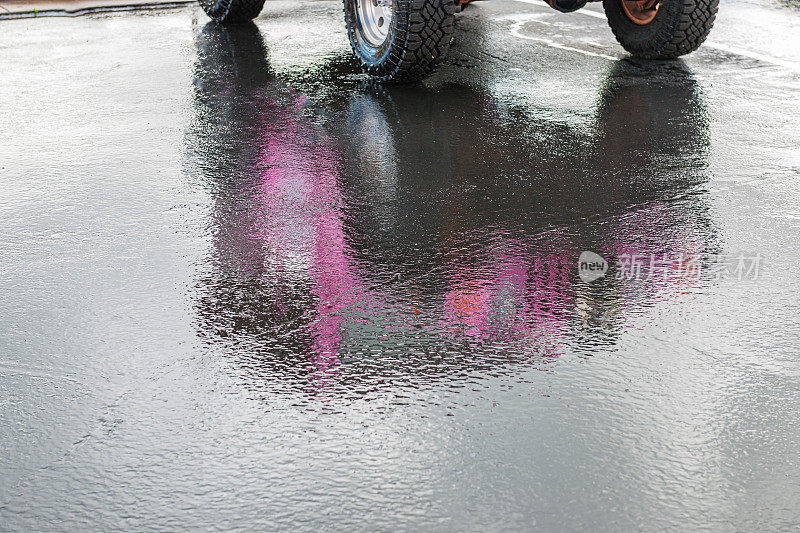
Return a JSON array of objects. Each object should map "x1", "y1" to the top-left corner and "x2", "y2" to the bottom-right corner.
[{"x1": 1, "y1": 0, "x2": 799, "y2": 530}]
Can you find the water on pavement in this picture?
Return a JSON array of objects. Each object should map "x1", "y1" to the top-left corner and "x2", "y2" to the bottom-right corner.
[{"x1": 1, "y1": 0, "x2": 799, "y2": 530}]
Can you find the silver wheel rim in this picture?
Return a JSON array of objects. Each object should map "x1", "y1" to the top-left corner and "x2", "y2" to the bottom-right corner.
[{"x1": 356, "y1": 0, "x2": 393, "y2": 47}]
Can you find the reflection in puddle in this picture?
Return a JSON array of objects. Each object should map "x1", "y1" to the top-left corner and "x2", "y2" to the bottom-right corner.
[{"x1": 186, "y1": 22, "x2": 717, "y2": 398}]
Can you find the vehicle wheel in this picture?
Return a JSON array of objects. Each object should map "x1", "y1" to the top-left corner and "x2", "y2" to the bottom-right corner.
[
  {"x1": 602, "y1": 0, "x2": 719, "y2": 59},
  {"x1": 199, "y1": 0, "x2": 266, "y2": 22},
  {"x1": 344, "y1": 0, "x2": 456, "y2": 83}
]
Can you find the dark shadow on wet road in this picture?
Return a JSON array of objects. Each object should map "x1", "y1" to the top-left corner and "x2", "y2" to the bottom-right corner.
[{"x1": 189, "y1": 22, "x2": 717, "y2": 398}]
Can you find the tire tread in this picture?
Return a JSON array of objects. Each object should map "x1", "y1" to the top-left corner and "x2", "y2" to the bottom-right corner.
[
  {"x1": 199, "y1": 0, "x2": 265, "y2": 23},
  {"x1": 345, "y1": 0, "x2": 455, "y2": 83},
  {"x1": 603, "y1": 0, "x2": 719, "y2": 59}
]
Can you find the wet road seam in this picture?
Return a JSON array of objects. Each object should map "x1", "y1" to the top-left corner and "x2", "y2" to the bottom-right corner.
[
  {"x1": 499, "y1": 12, "x2": 618, "y2": 60},
  {"x1": 0, "y1": 0, "x2": 192, "y2": 19}
]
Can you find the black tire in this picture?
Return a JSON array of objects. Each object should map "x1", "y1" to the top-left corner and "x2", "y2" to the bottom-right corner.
[
  {"x1": 344, "y1": 0, "x2": 456, "y2": 83},
  {"x1": 199, "y1": 0, "x2": 266, "y2": 22},
  {"x1": 603, "y1": 0, "x2": 719, "y2": 59}
]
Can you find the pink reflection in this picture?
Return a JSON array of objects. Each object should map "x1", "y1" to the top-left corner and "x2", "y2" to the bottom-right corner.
[
  {"x1": 252, "y1": 96, "x2": 371, "y2": 389},
  {"x1": 234, "y1": 93, "x2": 707, "y2": 388},
  {"x1": 440, "y1": 237, "x2": 576, "y2": 362},
  {"x1": 443, "y1": 282, "x2": 493, "y2": 336}
]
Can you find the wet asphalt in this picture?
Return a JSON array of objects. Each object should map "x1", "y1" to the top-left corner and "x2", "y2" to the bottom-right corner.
[{"x1": 1, "y1": 0, "x2": 800, "y2": 530}]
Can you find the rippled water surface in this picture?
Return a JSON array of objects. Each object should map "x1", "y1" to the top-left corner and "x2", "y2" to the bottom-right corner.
[{"x1": 1, "y1": 2, "x2": 800, "y2": 530}]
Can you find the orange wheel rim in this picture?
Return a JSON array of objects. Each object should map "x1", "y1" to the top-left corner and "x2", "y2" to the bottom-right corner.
[{"x1": 621, "y1": 0, "x2": 661, "y2": 25}]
